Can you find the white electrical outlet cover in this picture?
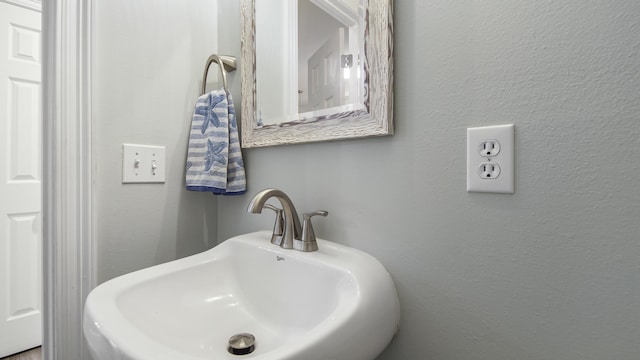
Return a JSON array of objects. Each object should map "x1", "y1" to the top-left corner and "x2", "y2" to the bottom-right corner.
[{"x1": 467, "y1": 124, "x2": 514, "y2": 193}]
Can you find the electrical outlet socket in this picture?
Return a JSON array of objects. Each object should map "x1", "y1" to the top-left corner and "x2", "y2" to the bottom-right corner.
[
  {"x1": 478, "y1": 162, "x2": 501, "y2": 179},
  {"x1": 479, "y1": 140, "x2": 500, "y2": 157},
  {"x1": 467, "y1": 124, "x2": 514, "y2": 193}
]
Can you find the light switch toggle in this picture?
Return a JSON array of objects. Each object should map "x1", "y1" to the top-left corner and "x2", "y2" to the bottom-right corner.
[{"x1": 122, "y1": 144, "x2": 166, "y2": 183}]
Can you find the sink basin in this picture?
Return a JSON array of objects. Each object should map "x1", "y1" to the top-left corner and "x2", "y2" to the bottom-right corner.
[{"x1": 84, "y1": 231, "x2": 400, "y2": 360}]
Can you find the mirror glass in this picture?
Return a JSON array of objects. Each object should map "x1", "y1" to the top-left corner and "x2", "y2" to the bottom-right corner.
[
  {"x1": 240, "y1": 0, "x2": 393, "y2": 147},
  {"x1": 255, "y1": 0, "x2": 363, "y2": 126}
]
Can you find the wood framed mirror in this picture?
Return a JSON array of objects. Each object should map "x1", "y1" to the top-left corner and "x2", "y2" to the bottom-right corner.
[{"x1": 240, "y1": 0, "x2": 393, "y2": 148}]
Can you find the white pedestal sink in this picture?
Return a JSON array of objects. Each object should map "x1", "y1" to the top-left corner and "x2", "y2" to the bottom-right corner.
[{"x1": 84, "y1": 231, "x2": 400, "y2": 360}]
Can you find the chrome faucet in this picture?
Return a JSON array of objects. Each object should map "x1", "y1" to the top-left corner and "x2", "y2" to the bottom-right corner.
[
  {"x1": 247, "y1": 189, "x2": 302, "y2": 249},
  {"x1": 247, "y1": 189, "x2": 327, "y2": 252}
]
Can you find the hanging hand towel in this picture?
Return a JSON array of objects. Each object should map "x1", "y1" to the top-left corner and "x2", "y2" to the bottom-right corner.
[{"x1": 185, "y1": 89, "x2": 246, "y2": 195}]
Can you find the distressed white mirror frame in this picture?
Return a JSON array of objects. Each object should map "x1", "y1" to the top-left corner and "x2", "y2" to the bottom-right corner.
[{"x1": 240, "y1": 0, "x2": 394, "y2": 148}]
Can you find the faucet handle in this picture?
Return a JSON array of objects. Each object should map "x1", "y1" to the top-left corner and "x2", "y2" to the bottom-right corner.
[
  {"x1": 304, "y1": 210, "x2": 328, "y2": 221},
  {"x1": 295, "y1": 210, "x2": 328, "y2": 252},
  {"x1": 263, "y1": 204, "x2": 285, "y2": 246}
]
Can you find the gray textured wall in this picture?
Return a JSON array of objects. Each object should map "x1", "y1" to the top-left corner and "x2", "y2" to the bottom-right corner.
[
  {"x1": 217, "y1": 1, "x2": 640, "y2": 359},
  {"x1": 93, "y1": 0, "x2": 219, "y2": 283}
]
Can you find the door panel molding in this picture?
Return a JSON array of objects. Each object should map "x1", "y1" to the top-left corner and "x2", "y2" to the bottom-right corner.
[{"x1": 0, "y1": 0, "x2": 41, "y2": 12}]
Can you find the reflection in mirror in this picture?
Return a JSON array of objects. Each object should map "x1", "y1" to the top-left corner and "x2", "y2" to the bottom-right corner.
[
  {"x1": 241, "y1": 0, "x2": 393, "y2": 147},
  {"x1": 256, "y1": 0, "x2": 363, "y2": 126},
  {"x1": 298, "y1": 0, "x2": 362, "y2": 116}
]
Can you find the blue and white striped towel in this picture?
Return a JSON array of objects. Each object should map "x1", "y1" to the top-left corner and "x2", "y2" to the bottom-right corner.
[{"x1": 185, "y1": 89, "x2": 246, "y2": 195}]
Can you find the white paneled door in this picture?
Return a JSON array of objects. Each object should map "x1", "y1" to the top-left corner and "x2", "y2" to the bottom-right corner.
[
  {"x1": 0, "y1": 1, "x2": 42, "y2": 357},
  {"x1": 307, "y1": 28, "x2": 347, "y2": 111}
]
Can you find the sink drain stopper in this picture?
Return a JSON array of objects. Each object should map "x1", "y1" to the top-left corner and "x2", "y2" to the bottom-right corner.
[{"x1": 228, "y1": 333, "x2": 256, "y2": 355}]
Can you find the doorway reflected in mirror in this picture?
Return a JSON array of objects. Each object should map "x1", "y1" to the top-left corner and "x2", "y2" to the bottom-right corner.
[{"x1": 298, "y1": 0, "x2": 361, "y2": 115}]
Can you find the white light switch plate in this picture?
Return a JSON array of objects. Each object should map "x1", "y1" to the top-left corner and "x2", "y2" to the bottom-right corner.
[
  {"x1": 467, "y1": 124, "x2": 514, "y2": 193},
  {"x1": 122, "y1": 144, "x2": 166, "y2": 183}
]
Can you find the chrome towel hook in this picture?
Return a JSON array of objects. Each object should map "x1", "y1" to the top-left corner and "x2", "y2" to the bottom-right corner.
[{"x1": 201, "y1": 54, "x2": 237, "y2": 94}]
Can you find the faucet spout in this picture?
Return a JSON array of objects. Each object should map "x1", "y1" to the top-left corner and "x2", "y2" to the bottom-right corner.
[{"x1": 247, "y1": 189, "x2": 302, "y2": 249}]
